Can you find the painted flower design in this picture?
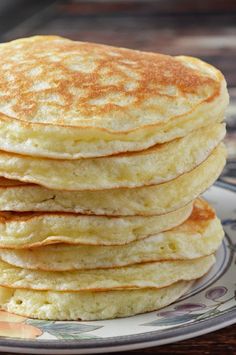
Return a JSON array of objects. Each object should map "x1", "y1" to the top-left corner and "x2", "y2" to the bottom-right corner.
[
  {"x1": 26, "y1": 319, "x2": 103, "y2": 340},
  {"x1": 205, "y1": 287, "x2": 228, "y2": 300},
  {"x1": 174, "y1": 303, "x2": 206, "y2": 312},
  {"x1": 0, "y1": 311, "x2": 42, "y2": 339}
]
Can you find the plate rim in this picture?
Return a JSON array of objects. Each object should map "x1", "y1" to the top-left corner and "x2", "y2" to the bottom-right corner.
[{"x1": 0, "y1": 181, "x2": 235, "y2": 353}]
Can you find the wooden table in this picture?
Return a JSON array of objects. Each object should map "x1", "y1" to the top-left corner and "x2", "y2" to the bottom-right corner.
[{"x1": 0, "y1": 1, "x2": 235, "y2": 353}]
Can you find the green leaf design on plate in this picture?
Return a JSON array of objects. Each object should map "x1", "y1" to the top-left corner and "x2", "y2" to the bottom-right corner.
[{"x1": 26, "y1": 320, "x2": 102, "y2": 340}]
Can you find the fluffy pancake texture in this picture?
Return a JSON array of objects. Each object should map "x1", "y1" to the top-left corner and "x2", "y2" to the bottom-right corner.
[
  {"x1": 0, "y1": 124, "x2": 225, "y2": 190},
  {"x1": 0, "y1": 36, "x2": 228, "y2": 158},
  {"x1": 0, "y1": 255, "x2": 214, "y2": 291},
  {"x1": 0, "y1": 203, "x2": 193, "y2": 248},
  {"x1": 0, "y1": 199, "x2": 223, "y2": 270},
  {"x1": 0, "y1": 36, "x2": 228, "y2": 322},
  {"x1": 0, "y1": 144, "x2": 226, "y2": 215},
  {"x1": 0, "y1": 281, "x2": 190, "y2": 320}
]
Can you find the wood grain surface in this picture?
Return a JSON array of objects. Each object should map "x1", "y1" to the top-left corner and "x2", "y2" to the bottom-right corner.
[{"x1": 0, "y1": 1, "x2": 234, "y2": 354}]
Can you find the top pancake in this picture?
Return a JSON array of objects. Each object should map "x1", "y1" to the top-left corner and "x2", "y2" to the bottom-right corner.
[{"x1": 0, "y1": 36, "x2": 228, "y2": 159}]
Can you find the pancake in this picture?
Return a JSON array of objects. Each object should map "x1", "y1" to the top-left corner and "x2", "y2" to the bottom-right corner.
[
  {"x1": 0, "y1": 36, "x2": 228, "y2": 159},
  {"x1": 0, "y1": 124, "x2": 225, "y2": 190},
  {"x1": 0, "y1": 255, "x2": 214, "y2": 291},
  {"x1": 0, "y1": 144, "x2": 226, "y2": 215},
  {"x1": 0, "y1": 203, "x2": 193, "y2": 249},
  {"x1": 0, "y1": 200, "x2": 223, "y2": 270},
  {"x1": 0, "y1": 281, "x2": 191, "y2": 320}
]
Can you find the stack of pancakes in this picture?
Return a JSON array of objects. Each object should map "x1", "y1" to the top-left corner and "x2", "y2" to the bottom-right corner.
[{"x1": 0, "y1": 36, "x2": 228, "y2": 320}]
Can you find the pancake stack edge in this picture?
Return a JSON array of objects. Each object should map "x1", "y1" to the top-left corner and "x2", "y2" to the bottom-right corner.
[{"x1": 0, "y1": 36, "x2": 228, "y2": 320}]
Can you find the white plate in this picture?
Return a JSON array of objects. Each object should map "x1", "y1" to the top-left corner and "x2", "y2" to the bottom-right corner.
[{"x1": 0, "y1": 182, "x2": 235, "y2": 354}]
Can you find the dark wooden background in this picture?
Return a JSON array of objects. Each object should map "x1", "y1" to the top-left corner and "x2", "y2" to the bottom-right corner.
[{"x1": 0, "y1": 1, "x2": 235, "y2": 354}]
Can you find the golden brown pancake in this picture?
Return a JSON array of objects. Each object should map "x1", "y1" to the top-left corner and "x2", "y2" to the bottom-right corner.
[
  {"x1": 0, "y1": 36, "x2": 228, "y2": 158},
  {"x1": 0, "y1": 124, "x2": 225, "y2": 190},
  {"x1": 0, "y1": 281, "x2": 191, "y2": 320},
  {"x1": 0, "y1": 203, "x2": 193, "y2": 248},
  {"x1": 0, "y1": 199, "x2": 223, "y2": 271},
  {"x1": 0, "y1": 255, "x2": 214, "y2": 291},
  {"x1": 0, "y1": 144, "x2": 226, "y2": 215}
]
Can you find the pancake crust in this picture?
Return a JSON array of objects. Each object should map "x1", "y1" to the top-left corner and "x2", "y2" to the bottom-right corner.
[
  {"x1": 0, "y1": 144, "x2": 226, "y2": 215},
  {"x1": 0, "y1": 281, "x2": 191, "y2": 320},
  {"x1": 0, "y1": 36, "x2": 228, "y2": 158},
  {"x1": 0, "y1": 199, "x2": 223, "y2": 270},
  {"x1": 0, "y1": 203, "x2": 193, "y2": 248},
  {"x1": 0, "y1": 124, "x2": 225, "y2": 190},
  {"x1": 0, "y1": 255, "x2": 215, "y2": 291}
]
